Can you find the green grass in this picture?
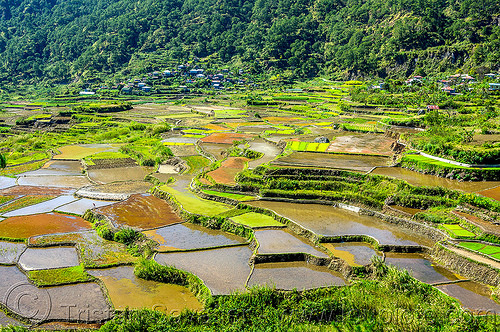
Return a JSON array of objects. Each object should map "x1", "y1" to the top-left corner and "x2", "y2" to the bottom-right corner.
[
  {"x1": 403, "y1": 154, "x2": 500, "y2": 170},
  {"x1": 289, "y1": 141, "x2": 330, "y2": 152},
  {"x1": 6, "y1": 152, "x2": 49, "y2": 165},
  {"x1": 478, "y1": 245, "x2": 500, "y2": 255},
  {"x1": 491, "y1": 253, "x2": 500, "y2": 260},
  {"x1": 458, "y1": 242, "x2": 485, "y2": 251},
  {"x1": 160, "y1": 185, "x2": 231, "y2": 216},
  {"x1": 182, "y1": 156, "x2": 211, "y2": 174},
  {"x1": 441, "y1": 224, "x2": 475, "y2": 238},
  {"x1": 230, "y1": 212, "x2": 284, "y2": 228},
  {"x1": 202, "y1": 190, "x2": 255, "y2": 201},
  {"x1": 28, "y1": 265, "x2": 93, "y2": 286}
]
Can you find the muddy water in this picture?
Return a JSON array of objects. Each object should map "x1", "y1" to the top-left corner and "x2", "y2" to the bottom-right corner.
[
  {"x1": 18, "y1": 247, "x2": 79, "y2": 271},
  {"x1": 372, "y1": 167, "x2": 500, "y2": 193},
  {"x1": 248, "y1": 262, "x2": 346, "y2": 290},
  {"x1": 247, "y1": 139, "x2": 281, "y2": 169},
  {"x1": 3, "y1": 195, "x2": 78, "y2": 217},
  {"x1": 57, "y1": 198, "x2": 118, "y2": 215},
  {"x1": 199, "y1": 143, "x2": 229, "y2": 160},
  {"x1": 0, "y1": 177, "x2": 17, "y2": 190},
  {"x1": 273, "y1": 152, "x2": 390, "y2": 171},
  {"x1": 17, "y1": 175, "x2": 92, "y2": 188},
  {"x1": 54, "y1": 144, "x2": 119, "y2": 160},
  {"x1": 436, "y1": 281, "x2": 500, "y2": 313},
  {"x1": 88, "y1": 266, "x2": 202, "y2": 312},
  {"x1": 143, "y1": 223, "x2": 246, "y2": 251},
  {"x1": 478, "y1": 186, "x2": 500, "y2": 202},
  {"x1": 0, "y1": 241, "x2": 27, "y2": 264},
  {"x1": 0, "y1": 186, "x2": 74, "y2": 196},
  {"x1": 248, "y1": 201, "x2": 431, "y2": 246},
  {"x1": 155, "y1": 246, "x2": 253, "y2": 295},
  {"x1": 254, "y1": 229, "x2": 328, "y2": 257},
  {"x1": 384, "y1": 253, "x2": 462, "y2": 284},
  {"x1": 21, "y1": 160, "x2": 83, "y2": 176},
  {"x1": 88, "y1": 166, "x2": 155, "y2": 184},
  {"x1": 322, "y1": 242, "x2": 381, "y2": 266},
  {"x1": 96, "y1": 194, "x2": 182, "y2": 230},
  {"x1": 0, "y1": 212, "x2": 92, "y2": 239}
]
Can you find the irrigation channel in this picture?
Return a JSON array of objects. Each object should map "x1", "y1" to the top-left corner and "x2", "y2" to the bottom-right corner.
[{"x1": 1, "y1": 127, "x2": 500, "y2": 329}]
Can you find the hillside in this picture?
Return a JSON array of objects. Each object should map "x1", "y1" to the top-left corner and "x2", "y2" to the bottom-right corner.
[{"x1": 0, "y1": 0, "x2": 498, "y2": 87}]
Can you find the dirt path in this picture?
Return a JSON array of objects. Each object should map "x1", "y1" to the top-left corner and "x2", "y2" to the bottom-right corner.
[{"x1": 443, "y1": 244, "x2": 500, "y2": 270}]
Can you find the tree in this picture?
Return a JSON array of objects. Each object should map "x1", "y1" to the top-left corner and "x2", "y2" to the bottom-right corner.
[{"x1": 0, "y1": 153, "x2": 5, "y2": 169}]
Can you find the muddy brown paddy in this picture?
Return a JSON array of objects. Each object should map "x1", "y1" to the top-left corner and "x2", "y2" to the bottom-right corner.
[
  {"x1": 96, "y1": 194, "x2": 182, "y2": 230},
  {"x1": 0, "y1": 212, "x2": 92, "y2": 239}
]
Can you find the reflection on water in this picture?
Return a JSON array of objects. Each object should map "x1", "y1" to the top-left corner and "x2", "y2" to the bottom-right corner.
[
  {"x1": 436, "y1": 281, "x2": 500, "y2": 313},
  {"x1": 88, "y1": 266, "x2": 202, "y2": 312},
  {"x1": 372, "y1": 167, "x2": 500, "y2": 193},
  {"x1": 248, "y1": 201, "x2": 432, "y2": 246},
  {"x1": 322, "y1": 242, "x2": 381, "y2": 266},
  {"x1": 248, "y1": 261, "x2": 346, "y2": 290},
  {"x1": 255, "y1": 229, "x2": 328, "y2": 257}
]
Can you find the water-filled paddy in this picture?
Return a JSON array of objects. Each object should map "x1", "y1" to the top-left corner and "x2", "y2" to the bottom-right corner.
[
  {"x1": 384, "y1": 253, "x2": 462, "y2": 284},
  {"x1": 17, "y1": 175, "x2": 92, "y2": 188},
  {"x1": 18, "y1": 247, "x2": 79, "y2": 271},
  {"x1": 0, "y1": 212, "x2": 92, "y2": 239},
  {"x1": 248, "y1": 262, "x2": 346, "y2": 290},
  {"x1": 0, "y1": 309, "x2": 25, "y2": 327},
  {"x1": 372, "y1": 167, "x2": 500, "y2": 192},
  {"x1": 199, "y1": 143, "x2": 229, "y2": 160},
  {"x1": 248, "y1": 201, "x2": 431, "y2": 246},
  {"x1": 0, "y1": 186, "x2": 74, "y2": 196},
  {"x1": 155, "y1": 246, "x2": 253, "y2": 295},
  {"x1": 76, "y1": 181, "x2": 152, "y2": 200},
  {"x1": 3, "y1": 195, "x2": 78, "y2": 217},
  {"x1": 20, "y1": 160, "x2": 83, "y2": 176},
  {"x1": 436, "y1": 281, "x2": 500, "y2": 313},
  {"x1": 273, "y1": 152, "x2": 390, "y2": 171},
  {"x1": 0, "y1": 241, "x2": 26, "y2": 264},
  {"x1": 389, "y1": 205, "x2": 426, "y2": 216},
  {"x1": 57, "y1": 198, "x2": 117, "y2": 215},
  {"x1": 143, "y1": 223, "x2": 246, "y2": 251},
  {"x1": 322, "y1": 242, "x2": 381, "y2": 266},
  {"x1": 0, "y1": 176, "x2": 17, "y2": 190},
  {"x1": 88, "y1": 166, "x2": 154, "y2": 184},
  {"x1": 247, "y1": 139, "x2": 281, "y2": 168},
  {"x1": 478, "y1": 186, "x2": 500, "y2": 202},
  {"x1": 96, "y1": 194, "x2": 182, "y2": 230},
  {"x1": 88, "y1": 266, "x2": 202, "y2": 312},
  {"x1": 254, "y1": 229, "x2": 328, "y2": 257}
]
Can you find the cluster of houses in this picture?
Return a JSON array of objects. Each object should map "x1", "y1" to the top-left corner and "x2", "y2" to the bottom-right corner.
[
  {"x1": 370, "y1": 72, "x2": 500, "y2": 95},
  {"x1": 80, "y1": 64, "x2": 251, "y2": 95}
]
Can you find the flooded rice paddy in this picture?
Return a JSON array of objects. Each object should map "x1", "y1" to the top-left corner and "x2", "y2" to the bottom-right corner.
[
  {"x1": 248, "y1": 201, "x2": 432, "y2": 246},
  {"x1": 88, "y1": 266, "x2": 202, "y2": 312},
  {"x1": 322, "y1": 242, "x2": 381, "y2": 266},
  {"x1": 0, "y1": 241, "x2": 26, "y2": 264},
  {"x1": 18, "y1": 247, "x2": 79, "y2": 271},
  {"x1": 248, "y1": 262, "x2": 346, "y2": 290},
  {"x1": 17, "y1": 175, "x2": 92, "y2": 188},
  {"x1": 247, "y1": 139, "x2": 282, "y2": 169},
  {"x1": 2, "y1": 195, "x2": 78, "y2": 217},
  {"x1": 199, "y1": 143, "x2": 230, "y2": 160},
  {"x1": 436, "y1": 282, "x2": 500, "y2": 313},
  {"x1": 155, "y1": 246, "x2": 253, "y2": 295},
  {"x1": 255, "y1": 229, "x2": 328, "y2": 257},
  {"x1": 88, "y1": 166, "x2": 155, "y2": 184},
  {"x1": 273, "y1": 152, "x2": 390, "y2": 171},
  {"x1": 57, "y1": 198, "x2": 118, "y2": 215},
  {"x1": 96, "y1": 194, "x2": 182, "y2": 230},
  {"x1": 143, "y1": 223, "x2": 246, "y2": 251},
  {"x1": 0, "y1": 212, "x2": 92, "y2": 239},
  {"x1": 372, "y1": 167, "x2": 500, "y2": 193}
]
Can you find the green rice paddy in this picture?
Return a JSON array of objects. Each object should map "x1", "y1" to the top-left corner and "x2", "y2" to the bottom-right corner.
[
  {"x1": 202, "y1": 190, "x2": 255, "y2": 201},
  {"x1": 441, "y1": 224, "x2": 475, "y2": 238},
  {"x1": 230, "y1": 212, "x2": 284, "y2": 228},
  {"x1": 160, "y1": 185, "x2": 231, "y2": 216},
  {"x1": 289, "y1": 141, "x2": 330, "y2": 152}
]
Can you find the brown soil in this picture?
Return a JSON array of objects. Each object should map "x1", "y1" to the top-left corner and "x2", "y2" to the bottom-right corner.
[
  {"x1": 0, "y1": 213, "x2": 92, "y2": 239},
  {"x1": 200, "y1": 132, "x2": 253, "y2": 144},
  {"x1": 0, "y1": 186, "x2": 74, "y2": 196},
  {"x1": 453, "y1": 211, "x2": 500, "y2": 236},
  {"x1": 326, "y1": 134, "x2": 395, "y2": 156},
  {"x1": 96, "y1": 194, "x2": 183, "y2": 230},
  {"x1": 206, "y1": 157, "x2": 248, "y2": 185}
]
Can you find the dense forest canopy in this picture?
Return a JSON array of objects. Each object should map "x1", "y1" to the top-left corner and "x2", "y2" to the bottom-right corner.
[{"x1": 0, "y1": 0, "x2": 498, "y2": 85}]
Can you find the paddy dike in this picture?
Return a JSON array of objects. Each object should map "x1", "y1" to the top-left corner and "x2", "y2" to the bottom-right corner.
[
  {"x1": 75, "y1": 181, "x2": 152, "y2": 200},
  {"x1": 247, "y1": 261, "x2": 346, "y2": 290},
  {"x1": 143, "y1": 223, "x2": 246, "y2": 251},
  {"x1": 155, "y1": 246, "x2": 253, "y2": 295},
  {"x1": 88, "y1": 266, "x2": 202, "y2": 313},
  {"x1": 247, "y1": 201, "x2": 431, "y2": 247},
  {"x1": 0, "y1": 212, "x2": 92, "y2": 239},
  {"x1": 96, "y1": 193, "x2": 182, "y2": 230},
  {"x1": 273, "y1": 152, "x2": 390, "y2": 172}
]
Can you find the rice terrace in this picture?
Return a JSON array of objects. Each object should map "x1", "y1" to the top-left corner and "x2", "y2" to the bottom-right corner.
[{"x1": 0, "y1": 75, "x2": 499, "y2": 331}]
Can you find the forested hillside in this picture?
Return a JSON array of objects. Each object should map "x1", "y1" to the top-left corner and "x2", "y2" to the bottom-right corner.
[{"x1": 0, "y1": 0, "x2": 498, "y2": 85}]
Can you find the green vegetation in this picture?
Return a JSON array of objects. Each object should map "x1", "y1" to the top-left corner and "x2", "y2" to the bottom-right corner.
[
  {"x1": 160, "y1": 186, "x2": 231, "y2": 216},
  {"x1": 440, "y1": 224, "x2": 476, "y2": 238},
  {"x1": 289, "y1": 141, "x2": 330, "y2": 152},
  {"x1": 28, "y1": 265, "x2": 93, "y2": 286},
  {"x1": 101, "y1": 259, "x2": 497, "y2": 331},
  {"x1": 182, "y1": 156, "x2": 212, "y2": 174},
  {"x1": 202, "y1": 190, "x2": 255, "y2": 201},
  {"x1": 230, "y1": 212, "x2": 284, "y2": 228}
]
